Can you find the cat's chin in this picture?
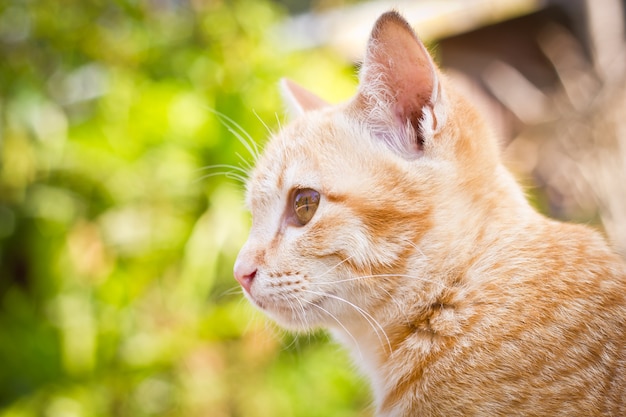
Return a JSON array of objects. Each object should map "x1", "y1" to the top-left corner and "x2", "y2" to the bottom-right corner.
[
  {"x1": 245, "y1": 297, "x2": 302, "y2": 329},
  {"x1": 248, "y1": 297, "x2": 322, "y2": 331},
  {"x1": 265, "y1": 309, "x2": 317, "y2": 331}
]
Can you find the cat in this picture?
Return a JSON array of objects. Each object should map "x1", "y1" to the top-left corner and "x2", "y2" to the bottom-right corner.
[{"x1": 233, "y1": 10, "x2": 626, "y2": 416}]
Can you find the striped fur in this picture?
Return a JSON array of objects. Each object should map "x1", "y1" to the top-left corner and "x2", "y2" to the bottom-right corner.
[{"x1": 234, "y1": 11, "x2": 626, "y2": 416}]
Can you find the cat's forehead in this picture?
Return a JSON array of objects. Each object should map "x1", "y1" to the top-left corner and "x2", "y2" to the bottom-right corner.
[
  {"x1": 248, "y1": 112, "x2": 358, "y2": 197},
  {"x1": 274, "y1": 111, "x2": 346, "y2": 155}
]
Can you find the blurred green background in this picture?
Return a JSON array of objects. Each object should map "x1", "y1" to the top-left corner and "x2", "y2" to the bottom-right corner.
[
  {"x1": 0, "y1": 0, "x2": 368, "y2": 416},
  {"x1": 3, "y1": 0, "x2": 625, "y2": 416}
]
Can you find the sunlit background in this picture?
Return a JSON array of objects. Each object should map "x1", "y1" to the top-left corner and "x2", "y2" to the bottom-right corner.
[{"x1": 1, "y1": 0, "x2": 624, "y2": 416}]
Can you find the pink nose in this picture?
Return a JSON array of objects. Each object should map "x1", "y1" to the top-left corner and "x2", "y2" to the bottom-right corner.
[{"x1": 234, "y1": 260, "x2": 257, "y2": 294}]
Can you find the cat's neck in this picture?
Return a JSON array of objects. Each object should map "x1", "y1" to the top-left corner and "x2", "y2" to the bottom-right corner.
[{"x1": 330, "y1": 163, "x2": 543, "y2": 407}]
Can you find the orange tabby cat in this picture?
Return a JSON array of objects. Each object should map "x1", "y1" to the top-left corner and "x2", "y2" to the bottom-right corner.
[{"x1": 234, "y1": 11, "x2": 626, "y2": 416}]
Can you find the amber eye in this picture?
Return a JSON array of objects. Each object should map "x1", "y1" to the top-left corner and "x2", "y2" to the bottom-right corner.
[{"x1": 293, "y1": 188, "x2": 320, "y2": 225}]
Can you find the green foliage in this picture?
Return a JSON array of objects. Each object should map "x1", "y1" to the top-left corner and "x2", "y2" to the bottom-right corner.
[{"x1": 0, "y1": 0, "x2": 367, "y2": 416}]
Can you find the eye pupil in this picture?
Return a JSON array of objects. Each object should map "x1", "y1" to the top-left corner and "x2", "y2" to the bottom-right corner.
[{"x1": 293, "y1": 188, "x2": 320, "y2": 225}]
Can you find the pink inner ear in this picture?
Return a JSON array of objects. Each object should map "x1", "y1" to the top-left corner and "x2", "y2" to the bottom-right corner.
[
  {"x1": 281, "y1": 78, "x2": 330, "y2": 114},
  {"x1": 365, "y1": 12, "x2": 436, "y2": 103},
  {"x1": 354, "y1": 11, "x2": 439, "y2": 156}
]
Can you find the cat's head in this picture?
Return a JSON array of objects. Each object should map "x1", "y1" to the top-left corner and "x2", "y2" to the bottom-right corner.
[{"x1": 234, "y1": 11, "x2": 502, "y2": 331}]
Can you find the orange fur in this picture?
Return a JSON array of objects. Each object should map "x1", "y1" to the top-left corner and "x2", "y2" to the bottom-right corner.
[{"x1": 234, "y1": 11, "x2": 626, "y2": 416}]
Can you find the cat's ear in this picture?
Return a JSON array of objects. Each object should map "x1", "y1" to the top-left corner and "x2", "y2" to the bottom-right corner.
[
  {"x1": 354, "y1": 11, "x2": 444, "y2": 158},
  {"x1": 280, "y1": 78, "x2": 330, "y2": 117}
]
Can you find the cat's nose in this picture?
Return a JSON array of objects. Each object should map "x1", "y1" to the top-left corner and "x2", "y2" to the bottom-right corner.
[{"x1": 234, "y1": 260, "x2": 257, "y2": 294}]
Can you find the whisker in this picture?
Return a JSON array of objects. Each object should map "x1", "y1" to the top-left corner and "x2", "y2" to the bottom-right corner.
[
  {"x1": 253, "y1": 109, "x2": 273, "y2": 139},
  {"x1": 196, "y1": 164, "x2": 249, "y2": 175},
  {"x1": 303, "y1": 289, "x2": 391, "y2": 354},
  {"x1": 309, "y1": 255, "x2": 436, "y2": 333},
  {"x1": 313, "y1": 273, "x2": 431, "y2": 286},
  {"x1": 312, "y1": 254, "x2": 357, "y2": 280},
  {"x1": 194, "y1": 163, "x2": 250, "y2": 185},
  {"x1": 194, "y1": 171, "x2": 248, "y2": 185},
  {"x1": 285, "y1": 293, "x2": 309, "y2": 329},
  {"x1": 298, "y1": 297, "x2": 364, "y2": 360},
  {"x1": 234, "y1": 152, "x2": 254, "y2": 172},
  {"x1": 280, "y1": 332, "x2": 300, "y2": 352},
  {"x1": 216, "y1": 285, "x2": 244, "y2": 299},
  {"x1": 240, "y1": 298, "x2": 265, "y2": 335},
  {"x1": 401, "y1": 238, "x2": 428, "y2": 260},
  {"x1": 206, "y1": 108, "x2": 260, "y2": 161},
  {"x1": 271, "y1": 295, "x2": 313, "y2": 353},
  {"x1": 274, "y1": 112, "x2": 282, "y2": 131},
  {"x1": 310, "y1": 260, "x2": 407, "y2": 325},
  {"x1": 314, "y1": 272, "x2": 456, "y2": 307}
]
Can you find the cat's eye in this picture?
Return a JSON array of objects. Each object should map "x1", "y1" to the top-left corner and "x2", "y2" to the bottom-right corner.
[{"x1": 293, "y1": 188, "x2": 320, "y2": 226}]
